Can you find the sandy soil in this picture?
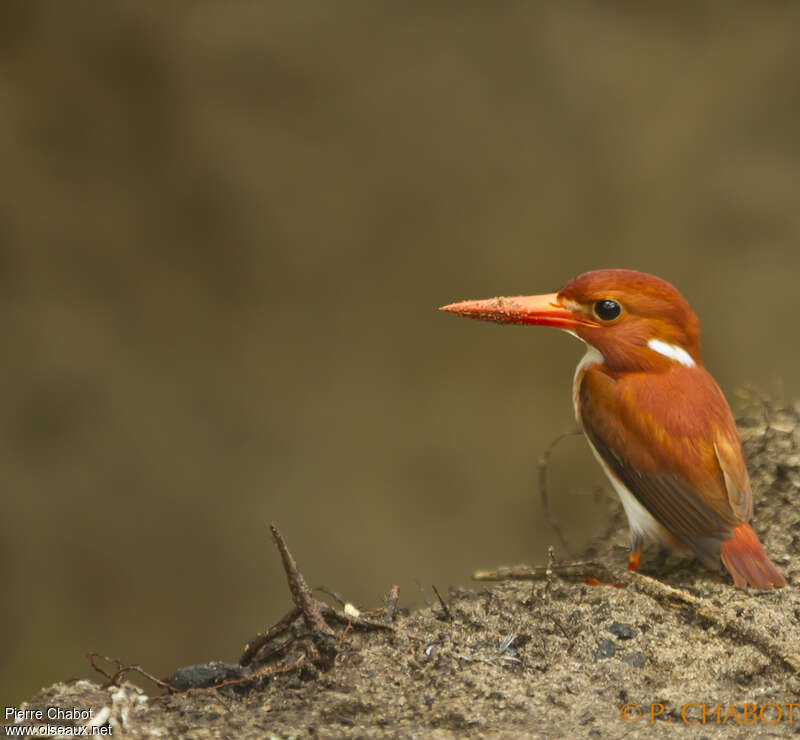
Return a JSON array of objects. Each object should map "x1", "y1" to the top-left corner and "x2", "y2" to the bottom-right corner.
[{"x1": 9, "y1": 398, "x2": 800, "y2": 739}]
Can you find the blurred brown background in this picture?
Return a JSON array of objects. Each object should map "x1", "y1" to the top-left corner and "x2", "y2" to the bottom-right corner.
[{"x1": 2, "y1": 1, "x2": 799, "y2": 706}]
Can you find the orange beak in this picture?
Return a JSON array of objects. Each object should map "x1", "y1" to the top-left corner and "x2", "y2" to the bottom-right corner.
[{"x1": 440, "y1": 292, "x2": 592, "y2": 330}]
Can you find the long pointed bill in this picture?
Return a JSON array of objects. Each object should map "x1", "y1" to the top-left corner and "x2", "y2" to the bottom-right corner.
[{"x1": 440, "y1": 292, "x2": 591, "y2": 329}]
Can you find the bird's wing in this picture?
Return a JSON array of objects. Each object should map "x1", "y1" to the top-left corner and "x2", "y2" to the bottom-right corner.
[
  {"x1": 578, "y1": 364, "x2": 751, "y2": 562},
  {"x1": 713, "y1": 436, "x2": 753, "y2": 522}
]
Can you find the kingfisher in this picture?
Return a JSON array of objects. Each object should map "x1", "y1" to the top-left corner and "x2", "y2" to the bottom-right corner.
[{"x1": 441, "y1": 269, "x2": 785, "y2": 589}]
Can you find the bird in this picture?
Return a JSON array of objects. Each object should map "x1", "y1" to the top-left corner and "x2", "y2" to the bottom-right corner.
[{"x1": 441, "y1": 269, "x2": 785, "y2": 589}]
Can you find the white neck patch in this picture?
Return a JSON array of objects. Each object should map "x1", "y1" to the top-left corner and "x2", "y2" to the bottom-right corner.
[
  {"x1": 564, "y1": 329, "x2": 605, "y2": 422},
  {"x1": 647, "y1": 338, "x2": 695, "y2": 367}
]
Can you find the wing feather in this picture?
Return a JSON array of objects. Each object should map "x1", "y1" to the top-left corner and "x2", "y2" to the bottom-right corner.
[{"x1": 578, "y1": 364, "x2": 751, "y2": 561}]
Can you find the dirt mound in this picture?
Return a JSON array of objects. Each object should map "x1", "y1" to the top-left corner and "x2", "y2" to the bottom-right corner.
[{"x1": 10, "y1": 398, "x2": 800, "y2": 738}]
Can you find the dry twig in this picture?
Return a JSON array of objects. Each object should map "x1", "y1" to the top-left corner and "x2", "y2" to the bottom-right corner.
[
  {"x1": 538, "y1": 429, "x2": 583, "y2": 557},
  {"x1": 270, "y1": 524, "x2": 336, "y2": 649},
  {"x1": 241, "y1": 525, "x2": 393, "y2": 669},
  {"x1": 383, "y1": 584, "x2": 400, "y2": 624},
  {"x1": 316, "y1": 586, "x2": 347, "y2": 607},
  {"x1": 431, "y1": 585, "x2": 453, "y2": 622},
  {"x1": 473, "y1": 560, "x2": 612, "y2": 582},
  {"x1": 88, "y1": 653, "x2": 176, "y2": 693},
  {"x1": 317, "y1": 602, "x2": 393, "y2": 631},
  {"x1": 240, "y1": 607, "x2": 302, "y2": 667}
]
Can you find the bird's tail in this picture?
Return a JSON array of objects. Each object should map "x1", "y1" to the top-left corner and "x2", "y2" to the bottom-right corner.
[{"x1": 721, "y1": 523, "x2": 786, "y2": 589}]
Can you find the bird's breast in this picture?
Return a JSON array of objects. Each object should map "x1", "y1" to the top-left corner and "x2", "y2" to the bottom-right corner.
[{"x1": 572, "y1": 343, "x2": 604, "y2": 424}]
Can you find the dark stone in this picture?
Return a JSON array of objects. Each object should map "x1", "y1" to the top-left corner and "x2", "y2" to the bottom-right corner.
[
  {"x1": 595, "y1": 639, "x2": 615, "y2": 659},
  {"x1": 621, "y1": 651, "x2": 646, "y2": 668},
  {"x1": 608, "y1": 621, "x2": 636, "y2": 640},
  {"x1": 168, "y1": 661, "x2": 250, "y2": 697}
]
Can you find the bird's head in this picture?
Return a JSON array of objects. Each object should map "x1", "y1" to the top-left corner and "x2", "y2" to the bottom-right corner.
[{"x1": 441, "y1": 269, "x2": 701, "y2": 372}]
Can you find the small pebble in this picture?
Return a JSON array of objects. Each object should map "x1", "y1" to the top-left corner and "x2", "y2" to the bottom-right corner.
[
  {"x1": 169, "y1": 662, "x2": 250, "y2": 697},
  {"x1": 596, "y1": 639, "x2": 615, "y2": 659},
  {"x1": 608, "y1": 621, "x2": 636, "y2": 640},
  {"x1": 621, "y1": 651, "x2": 645, "y2": 668}
]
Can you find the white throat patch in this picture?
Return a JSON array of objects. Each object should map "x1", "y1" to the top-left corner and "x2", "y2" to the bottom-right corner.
[
  {"x1": 647, "y1": 338, "x2": 695, "y2": 367},
  {"x1": 563, "y1": 330, "x2": 605, "y2": 422}
]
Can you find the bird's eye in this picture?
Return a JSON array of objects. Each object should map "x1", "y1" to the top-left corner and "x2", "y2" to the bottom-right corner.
[{"x1": 593, "y1": 299, "x2": 621, "y2": 321}]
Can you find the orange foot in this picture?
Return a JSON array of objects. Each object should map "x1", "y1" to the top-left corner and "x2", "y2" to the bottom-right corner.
[{"x1": 627, "y1": 551, "x2": 642, "y2": 572}]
